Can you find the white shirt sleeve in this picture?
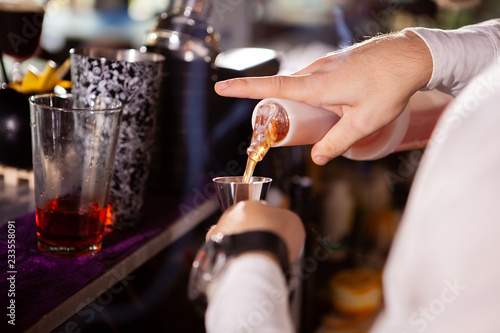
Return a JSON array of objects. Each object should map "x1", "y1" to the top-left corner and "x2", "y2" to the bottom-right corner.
[
  {"x1": 205, "y1": 254, "x2": 294, "y2": 333},
  {"x1": 405, "y1": 19, "x2": 500, "y2": 96},
  {"x1": 371, "y1": 59, "x2": 500, "y2": 332}
]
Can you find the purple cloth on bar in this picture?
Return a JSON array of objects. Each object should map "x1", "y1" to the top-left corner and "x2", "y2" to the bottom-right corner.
[{"x1": 0, "y1": 193, "x2": 208, "y2": 333}]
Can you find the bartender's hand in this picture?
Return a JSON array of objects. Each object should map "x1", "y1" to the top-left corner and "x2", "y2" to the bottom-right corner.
[
  {"x1": 206, "y1": 200, "x2": 305, "y2": 263},
  {"x1": 215, "y1": 31, "x2": 432, "y2": 165}
]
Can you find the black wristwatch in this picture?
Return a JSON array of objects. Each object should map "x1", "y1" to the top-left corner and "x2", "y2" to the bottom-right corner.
[{"x1": 188, "y1": 230, "x2": 289, "y2": 311}]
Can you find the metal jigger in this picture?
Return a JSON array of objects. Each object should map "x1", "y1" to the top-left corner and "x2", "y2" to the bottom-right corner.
[{"x1": 212, "y1": 176, "x2": 272, "y2": 212}]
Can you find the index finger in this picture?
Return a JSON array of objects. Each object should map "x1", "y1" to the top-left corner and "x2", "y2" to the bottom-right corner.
[{"x1": 214, "y1": 74, "x2": 312, "y2": 101}]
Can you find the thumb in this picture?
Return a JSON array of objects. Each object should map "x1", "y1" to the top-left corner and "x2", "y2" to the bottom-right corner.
[{"x1": 311, "y1": 112, "x2": 369, "y2": 165}]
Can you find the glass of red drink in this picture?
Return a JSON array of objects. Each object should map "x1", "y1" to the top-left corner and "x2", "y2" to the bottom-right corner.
[{"x1": 29, "y1": 93, "x2": 122, "y2": 257}]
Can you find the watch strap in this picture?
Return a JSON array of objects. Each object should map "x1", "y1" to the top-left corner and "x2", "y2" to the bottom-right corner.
[
  {"x1": 188, "y1": 230, "x2": 291, "y2": 314},
  {"x1": 219, "y1": 231, "x2": 289, "y2": 279}
]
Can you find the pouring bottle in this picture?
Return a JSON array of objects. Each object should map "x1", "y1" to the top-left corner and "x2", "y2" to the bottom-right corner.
[{"x1": 251, "y1": 92, "x2": 451, "y2": 161}]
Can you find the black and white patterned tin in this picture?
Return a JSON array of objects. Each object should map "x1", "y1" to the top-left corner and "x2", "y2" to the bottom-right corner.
[{"x1": 70, "y1": 48, "x2": 164, "y2": 229}]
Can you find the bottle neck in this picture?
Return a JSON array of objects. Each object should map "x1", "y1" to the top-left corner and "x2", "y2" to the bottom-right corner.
[{"x1": 247, "y1": 102, "x2": 290, "y2": 161}]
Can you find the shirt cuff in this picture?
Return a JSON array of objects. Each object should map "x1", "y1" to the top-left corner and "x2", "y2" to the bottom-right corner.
[
  {"x1": 404, "y1": 19, "x2": 500, "y2": 96},
  {"x1": 205, "y1": 254, "x2": 294, "y2": 333}
]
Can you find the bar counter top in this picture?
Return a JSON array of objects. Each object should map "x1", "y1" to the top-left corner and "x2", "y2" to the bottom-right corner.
[{"x1": 0, "y1": 191, "x2": 219, "y2": 333}]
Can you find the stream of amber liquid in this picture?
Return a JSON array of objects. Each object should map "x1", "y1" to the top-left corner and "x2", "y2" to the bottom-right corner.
[
  {"x1": 242, "y1": 157, "x2": 258, "y2": 183},
  {"x1": 242, "y1": 141, "x2": 273, "y2": 183}
]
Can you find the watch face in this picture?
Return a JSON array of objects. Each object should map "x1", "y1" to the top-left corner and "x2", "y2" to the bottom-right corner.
[{"x1": 187, "y1": 239, "x2": 227, "y2": 307}]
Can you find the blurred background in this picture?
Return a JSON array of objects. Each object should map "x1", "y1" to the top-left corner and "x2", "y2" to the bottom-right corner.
[
  {"x1": 12, "y1": 0, "x2": 500, "y2": 71},
  {"x1": 1, "y1": 0, "x2": 499, "y2": 332}
]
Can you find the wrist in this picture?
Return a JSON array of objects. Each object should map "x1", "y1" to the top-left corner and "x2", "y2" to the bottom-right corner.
[
  {"x1": 188, "y1": 231, "x2": 290, "y2": 312},
  {"x1": 399, "y1": 29, "x2": 434, "y2": 92},
  {"x1": 352, "y1": 29, "x2": 433, "y2": 99}
]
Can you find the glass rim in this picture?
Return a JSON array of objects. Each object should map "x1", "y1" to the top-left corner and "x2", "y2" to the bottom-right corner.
[
  {"x1": 70, "y1": 47, "x2": 165, "y2": 63},
  {"x1": 29, "y1": 93, "x2": 123, "y2": 113},
  {"x1": 212, "y1": 176, "x2": 272, "y2": 184}
]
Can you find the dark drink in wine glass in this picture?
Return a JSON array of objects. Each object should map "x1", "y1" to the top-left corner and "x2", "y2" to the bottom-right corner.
[
  {"x1": 0, "y1": 0, "x2": 47, "y2": 83},
  {"x1": 0, "y1": 2, "x2": 45, "y2": 61}
]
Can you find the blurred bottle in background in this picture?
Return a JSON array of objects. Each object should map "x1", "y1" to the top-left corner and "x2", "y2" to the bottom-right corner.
[{"x1": 142, "y1": 0, "x2": 219, "y2": 195}]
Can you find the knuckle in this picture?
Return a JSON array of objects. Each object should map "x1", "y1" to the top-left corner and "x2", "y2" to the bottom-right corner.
[
  {"x1": 322, "y1": 138, "x2": 345, "y2": 157},
  {"x1": 270, "y1": 75, "x2": 284, "y2": 94}
]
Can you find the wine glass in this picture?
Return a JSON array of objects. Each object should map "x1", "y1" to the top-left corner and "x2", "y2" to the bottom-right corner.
[{"x1": 0, "y1": 0, "x2": 49, "y2": 83}]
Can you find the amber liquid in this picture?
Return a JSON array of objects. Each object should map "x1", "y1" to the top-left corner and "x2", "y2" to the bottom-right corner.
[
  {"x1": 242, "y1": 103, "x2": 289, "y2": 183},
  {"x1": 36, "y1": 197, "x2": 107, "y2": 255}
]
